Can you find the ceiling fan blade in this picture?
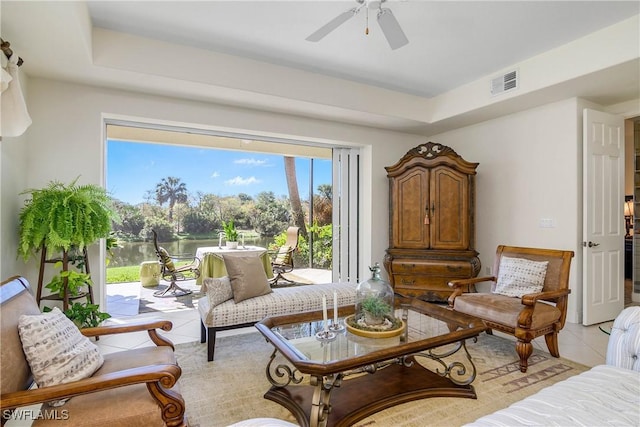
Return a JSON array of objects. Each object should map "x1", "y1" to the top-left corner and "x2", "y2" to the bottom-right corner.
[
  {"x1": 377, "y1": 8, "x2": 408, "y2": 50},
  {"x1": 306, "y1": 8, "x2": 359, "y2": 42}
]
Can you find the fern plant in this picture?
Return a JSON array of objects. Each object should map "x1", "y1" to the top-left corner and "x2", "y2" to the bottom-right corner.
[{"x1": 18, "y1": 178, "x2": 119, "y2": 260}]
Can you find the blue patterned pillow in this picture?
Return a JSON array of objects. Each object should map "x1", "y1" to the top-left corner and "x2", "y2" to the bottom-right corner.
[{"x1": 493, "y1": 256, "x2": 548, "y2": 297}]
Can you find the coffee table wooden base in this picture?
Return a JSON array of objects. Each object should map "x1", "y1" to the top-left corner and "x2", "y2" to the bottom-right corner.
[{"x1": 265, "y1": 359, "x2": 477, "y2": 427}]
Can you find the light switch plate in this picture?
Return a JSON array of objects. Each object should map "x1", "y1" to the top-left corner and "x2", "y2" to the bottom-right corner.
[{"x1": 539, "y1": 218, "x2": 555, "y2": 228}]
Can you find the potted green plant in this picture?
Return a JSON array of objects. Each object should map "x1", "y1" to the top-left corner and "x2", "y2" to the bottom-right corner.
[
  {"x1": 18, "y1": 177, "x2": 119, "y2": 323},
  {"x1": 19, "y1": 178, "x2": 118, "y2": 259},
  {"x1": 360, "y1": 295, "x2": 392, "y2": 325},
  {"x1": 222, "y1": 220, "x2": 239, "y2": 249}
]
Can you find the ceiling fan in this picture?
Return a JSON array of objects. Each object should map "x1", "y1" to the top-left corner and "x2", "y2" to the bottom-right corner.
[{"x1": 306, "y1": 0, "x2": 409, "y2": 50}]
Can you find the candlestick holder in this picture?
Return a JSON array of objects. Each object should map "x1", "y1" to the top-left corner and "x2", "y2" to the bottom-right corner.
[
  {"x1": 315, "y1": 329, "x2": 336, "y2": 342},
  {"x1": 328, "y1": 320, "x2": 345, "y2": 332}
]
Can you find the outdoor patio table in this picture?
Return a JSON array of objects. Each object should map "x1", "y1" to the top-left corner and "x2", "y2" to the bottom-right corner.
[{"x1": 195, "y1": 246, "x2": 274, "y2": 285}]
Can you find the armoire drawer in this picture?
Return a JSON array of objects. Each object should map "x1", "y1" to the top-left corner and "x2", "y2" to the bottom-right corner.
[
  {"x1": 392, "y1": 274, "x2": 451, "y2": 290},
  {"x1": 391, "y1": 259, "x2": 472, "y2": 277}
]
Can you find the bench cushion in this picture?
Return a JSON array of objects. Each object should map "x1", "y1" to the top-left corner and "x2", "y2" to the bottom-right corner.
[{"x1": 199, "y1": 282, "x2": 357, "y2": 327}]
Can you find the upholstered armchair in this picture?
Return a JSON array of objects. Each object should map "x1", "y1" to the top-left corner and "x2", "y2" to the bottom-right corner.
[
  {"x1": 0, "y1": 276, "x2": 186, "y2": 426},
  {"x1": 448, "y1": 245, "x2": 574, "y2": 373}
]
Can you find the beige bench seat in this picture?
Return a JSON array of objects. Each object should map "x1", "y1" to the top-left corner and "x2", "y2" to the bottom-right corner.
[{"x1": 199, "y1": 282, "x2": 357, "y2": 361}]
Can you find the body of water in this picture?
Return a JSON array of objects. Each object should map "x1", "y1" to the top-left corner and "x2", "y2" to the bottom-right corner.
[{"x1": 109, "y1": 236, "x2": 275, "y2": 268}]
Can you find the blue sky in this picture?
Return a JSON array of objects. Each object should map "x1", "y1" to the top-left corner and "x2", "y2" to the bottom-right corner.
[{"x1": 106, "y1": 140, "x2": 332, "y2": 205}]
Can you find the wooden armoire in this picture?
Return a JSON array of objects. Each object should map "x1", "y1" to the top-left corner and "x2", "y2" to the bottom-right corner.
[{"x1": 383, "y1": 142, "x2": 481, "y2": 302}]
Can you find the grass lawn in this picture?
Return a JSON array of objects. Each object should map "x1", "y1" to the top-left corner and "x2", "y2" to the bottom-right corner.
[
  {"x1": 106, "y1": 261, "x2": 196, "y2": 284},
  {"x1": 106, "y1": 265, "x2": 140, "y2": 284}
]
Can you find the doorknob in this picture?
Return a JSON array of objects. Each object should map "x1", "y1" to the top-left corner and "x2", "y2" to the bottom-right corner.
[{"x1": 583, "y1": 241, "x2": 600, "y2": 247}]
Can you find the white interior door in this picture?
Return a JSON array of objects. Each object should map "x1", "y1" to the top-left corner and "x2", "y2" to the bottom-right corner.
[{"x1": 583, "y1": 108, "x2": 625, "y2": 325}]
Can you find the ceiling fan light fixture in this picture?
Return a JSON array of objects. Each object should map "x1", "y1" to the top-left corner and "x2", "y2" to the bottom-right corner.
[{"x1": 306, "y1": 0, "x2": 408, "y2": 50}]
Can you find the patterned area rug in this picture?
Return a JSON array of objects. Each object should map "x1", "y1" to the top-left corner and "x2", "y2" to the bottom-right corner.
[{"x1": 175, "y1": 332, "x2": 589, "y2": 427}]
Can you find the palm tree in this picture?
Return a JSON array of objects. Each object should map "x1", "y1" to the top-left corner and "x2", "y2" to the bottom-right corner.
[
  {"x1": 314, "y1": 184, "x2": 333, "y2": 225},
  {"x1": 155, "y1": 176, "x2": 188, "y2": 222},
  {"x1": 284, "y1": 157, "x2": 308, "y2": 240}
]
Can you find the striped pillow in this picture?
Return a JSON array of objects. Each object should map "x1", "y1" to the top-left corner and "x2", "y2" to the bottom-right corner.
[{"x1": 18, "y1": 307, "x2": 104, "y2": 406}]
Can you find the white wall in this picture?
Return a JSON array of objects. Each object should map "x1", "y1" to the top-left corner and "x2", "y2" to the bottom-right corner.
[
  {"x1": 430, "y1": 98, "x2": 583, "y2": 323},
  {"x1": 0, "y1": 74, "x2": 29, "y2": 281},
  {"x1": 18, "y1": 77, "x2": 423, "y2": 307}
]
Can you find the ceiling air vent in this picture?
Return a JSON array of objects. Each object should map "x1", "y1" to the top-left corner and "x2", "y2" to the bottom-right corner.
[{"x1": 490, "y1": 70, "x2": 518, "y2": 96}]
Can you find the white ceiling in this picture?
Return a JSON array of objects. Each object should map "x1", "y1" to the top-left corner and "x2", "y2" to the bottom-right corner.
[
  {"x1": 1, "y1": 1, "x2": 639, "y2": 135},
  {"x1": 86, "y1": 0, "x2": 639, "y2": 98}
]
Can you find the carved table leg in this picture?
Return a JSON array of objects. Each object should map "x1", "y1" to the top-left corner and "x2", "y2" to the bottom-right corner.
[{"x1": 309, "y1": 375, "x2": 337, "y2": 427}]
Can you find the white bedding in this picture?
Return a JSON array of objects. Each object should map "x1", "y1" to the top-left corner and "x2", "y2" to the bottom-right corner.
[{"x1": 466, "y1": 364, "x2": 640, "y2": 427}]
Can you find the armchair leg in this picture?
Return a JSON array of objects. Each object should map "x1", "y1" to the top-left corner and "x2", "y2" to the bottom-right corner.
[
  {"x1": 544, "y1": 332, "x2": 560, "y2": 357},
  {"x1": 516, "y1": 340, "x2": 533, "y2": 373},
  {"x1": 200, "y1": 320, "x2": 206, "y2": 344}
]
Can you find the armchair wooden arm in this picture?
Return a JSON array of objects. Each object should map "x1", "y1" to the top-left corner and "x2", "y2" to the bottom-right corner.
[
  {"x1": 448, "y1": 276, "x2": 496, "y2": 307},
  {"x1": 521, "y1": 288, "x2": 571, "y2": 306},
  {"x1": 81, "y1": 319, "x2": 175, "y2": 349},
  {"x1": 449, "y1": 276, "x2": 496, "y2": 288},
  {"x1": 1, "y1": 364, "x2": 182, "y2": 409},
  {"x1": 518, "y1": 288, "x2": 572, "y2": 331}
]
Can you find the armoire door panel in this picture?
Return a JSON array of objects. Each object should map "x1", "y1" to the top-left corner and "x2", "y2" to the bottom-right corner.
[
  {"x1": 431, "y1": 166, "x2": 469, "y2": 250},
  {"x1": 392, "y1": 168, "x2": 429, "y2": 248}
]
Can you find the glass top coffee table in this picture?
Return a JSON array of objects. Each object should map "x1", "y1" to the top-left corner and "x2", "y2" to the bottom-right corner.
[{"x1": 255, "y1": 298, "x2": 487, "y2": 427}]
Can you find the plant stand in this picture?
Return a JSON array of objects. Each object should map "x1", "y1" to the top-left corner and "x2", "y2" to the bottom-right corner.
[{"x1": 36, "y1": 244, "x2": 94, "y2": 311}]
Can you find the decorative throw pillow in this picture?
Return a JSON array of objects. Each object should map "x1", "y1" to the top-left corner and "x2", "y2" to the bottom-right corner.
[
  {"x1": 18, "y1": 307, "x2": 104, "y2": 406},
  {"x1": 203, "y1": 276, "x2": 234, "y2": 307},
  {"x1": 223, "y1": 255, "x2": 272, "y2": 303},
  {"x1": 493, "y1": 256, "x2": 549, "y2": 298}
]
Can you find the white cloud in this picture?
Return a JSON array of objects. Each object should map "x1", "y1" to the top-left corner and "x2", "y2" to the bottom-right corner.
[
  {"x1": 225, "y1": 176, "x2": 260, "y2": 186},
  {"x1": 143, "y1": 160, "x2": 156, "y2": 170},
  {"x1": 234, "y1": 158, "x2": 268, "y2": 166},
  {"x1": 210, "y1": 171, "x2": 220, "y2": 178}
]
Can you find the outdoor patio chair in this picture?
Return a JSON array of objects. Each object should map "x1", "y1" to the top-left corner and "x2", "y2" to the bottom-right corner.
[
  {"x1": 269, "y1": 226, "x2": 300, "y2": 286},
  {"x1": 152, "y1": 229, "x2": 200, "y2": 297}
]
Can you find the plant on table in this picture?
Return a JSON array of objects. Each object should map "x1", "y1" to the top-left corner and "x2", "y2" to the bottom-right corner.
[{"x1": 222, "y1": 220, "x2": 239, "y2": 242}]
